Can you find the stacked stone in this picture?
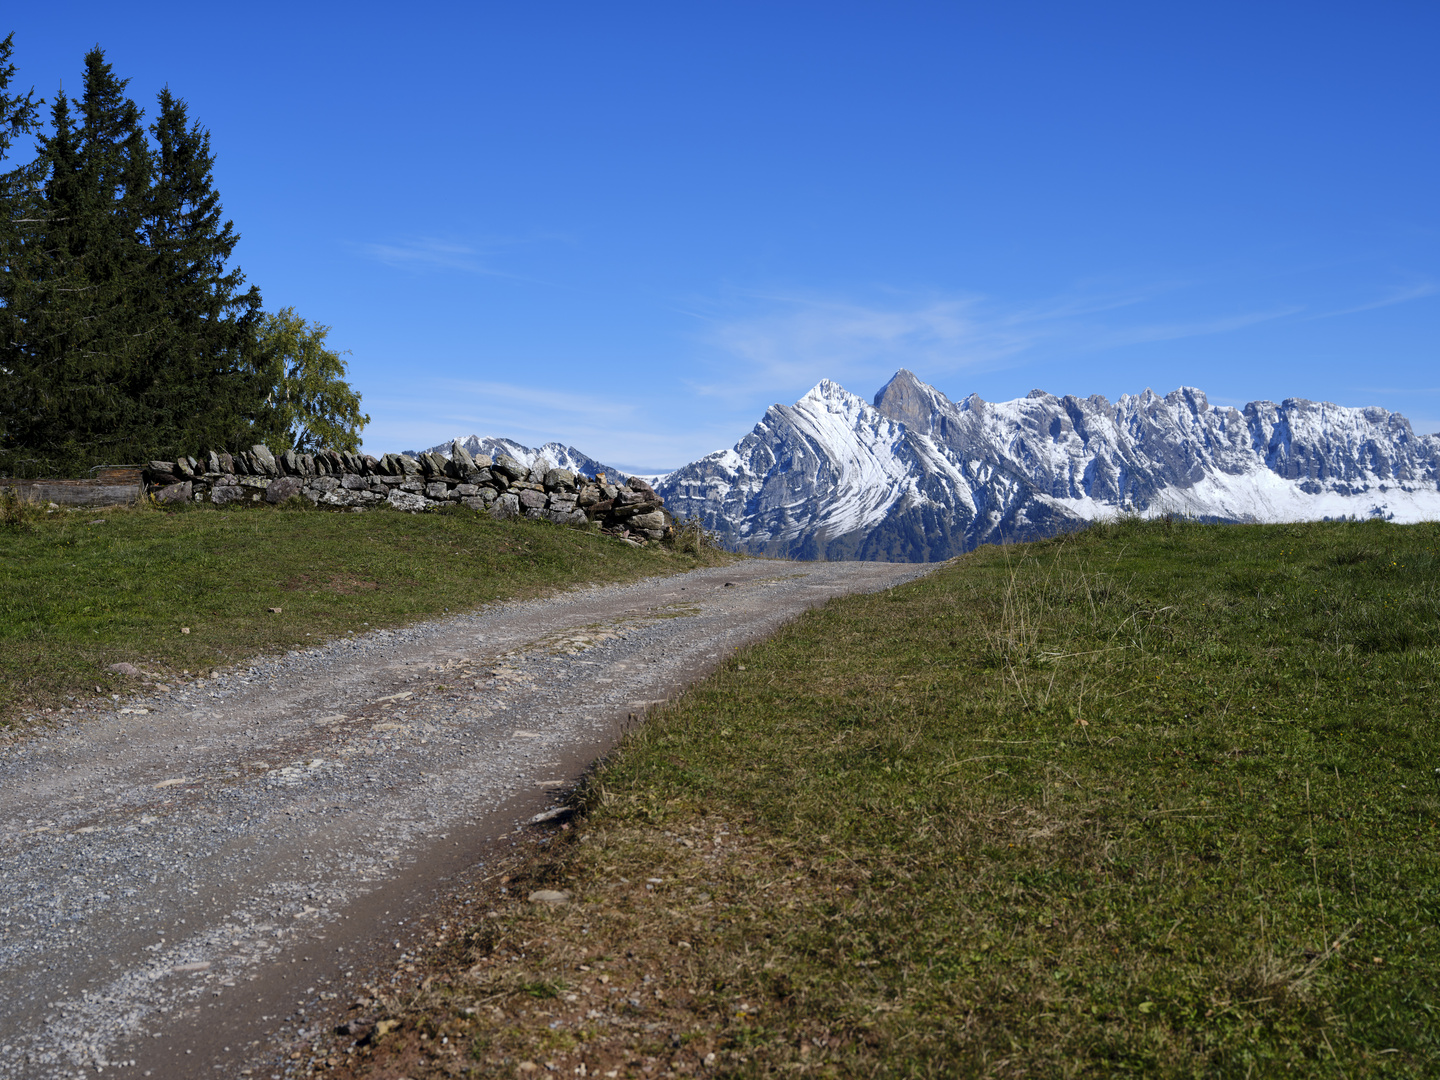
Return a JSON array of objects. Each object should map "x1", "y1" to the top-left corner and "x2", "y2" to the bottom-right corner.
[
  {"x1": 576, "y1": 473, "x2": 671, "y2": 541},
  {"x1": 141, "y1": 440, "x2": 674, "y2": 541}
]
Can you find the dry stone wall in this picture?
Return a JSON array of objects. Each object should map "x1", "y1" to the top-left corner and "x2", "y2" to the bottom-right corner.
[{"x1": 142, "y1": 440, "x2": 675, "y2": 542}]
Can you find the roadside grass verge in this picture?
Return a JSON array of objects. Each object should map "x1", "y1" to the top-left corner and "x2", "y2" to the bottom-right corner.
[
  {"x1": 318, "y1": 519, "x2": 1439, "y2": 1078},
  {"x1": 0, "y1": 502, "x2": 733, "y2": 730}
]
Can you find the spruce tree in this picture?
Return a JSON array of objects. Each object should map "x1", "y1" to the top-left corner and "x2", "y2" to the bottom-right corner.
[
  {"x1": 139, "y1": 87, "x2": 268, "y2": 456},
  {"x1": 0, "y1": 48, "x2": 151, "y2": 475},
  {"x1": 0, "y1": 33, "x2": 41, "y2": 474},
  {"x1": 2, "y1": 43, "x2": 364, "y2": 476}
]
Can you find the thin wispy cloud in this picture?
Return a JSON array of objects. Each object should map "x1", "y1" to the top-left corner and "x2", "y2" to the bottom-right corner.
[
  {"x1": 1088, "y1": 306, "x2": 1304, "y2": 350},
  {"x1": 685, "y1": 292, "x2": 1048, "y2": 403},
  {"x1": 1353, "y1": 386, "x2": 1440, "y2": 395},
  {"x1": 1314, "y1": 282, "x2": 1438, "y2": 319},
  {"x1": 683, "y1": 286, "x2": 1304, "y2": 404},
  {"x1": 356, "y1": 236, "x2": 520, "y2": 277},
  {"x1": 362, "y1": 379, "x2": 733, "y2": 472}
]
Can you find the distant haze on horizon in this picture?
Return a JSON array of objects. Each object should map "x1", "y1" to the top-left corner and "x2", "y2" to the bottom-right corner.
[{"x1": 8, "y1": 2, "x2": 1438, "y2": 470}]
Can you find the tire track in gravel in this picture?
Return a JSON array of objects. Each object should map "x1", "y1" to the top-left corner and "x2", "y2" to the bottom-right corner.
[{"x1": 0, "y1": 558, "x2": 932, "y2": 1079}]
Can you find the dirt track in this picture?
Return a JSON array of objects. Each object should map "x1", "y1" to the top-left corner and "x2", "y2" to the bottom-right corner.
[{"x1": 0, "y1": 558, "x2": 931, "y2": 1079}]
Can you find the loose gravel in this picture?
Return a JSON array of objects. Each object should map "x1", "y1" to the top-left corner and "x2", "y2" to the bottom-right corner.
[{"x1": 0, "y1": 559, "x2": 931, "y2": 1079}]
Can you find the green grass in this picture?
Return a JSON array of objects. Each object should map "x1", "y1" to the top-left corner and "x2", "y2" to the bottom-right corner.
[
  {"x1": 0, "y1": 500, "x2": 730, "y2": 729},
  {"x1": 335, "y1": 518, "x2": 1440, "y2": 1079}
]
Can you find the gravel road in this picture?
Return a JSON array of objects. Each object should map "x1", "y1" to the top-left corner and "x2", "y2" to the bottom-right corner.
[{"x1": 0, "y1": 558, "x2": 931, "y2": 1079}]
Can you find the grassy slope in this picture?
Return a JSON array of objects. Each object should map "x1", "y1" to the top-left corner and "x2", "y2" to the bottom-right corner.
[
  {"x1": 0, "y1": 502, "x2": 728, "y2": 730},
  {"x1": 320, "y1": 519, "x2": 1438, "y2": 1079}
]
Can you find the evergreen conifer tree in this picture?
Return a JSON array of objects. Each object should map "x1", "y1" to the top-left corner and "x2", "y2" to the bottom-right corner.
[
  {"x1": 0, "y1": 48, "x2": 152, "y2": 475},
  {"x1": 0, "y1": 32, "x2": 42, "y2": 474},
  {"x1": 138, "y1": 87, "x2": 269, "y2": 455},
  {"x1": 2, "y1": 41, "x2": 366, "y2": 475}
]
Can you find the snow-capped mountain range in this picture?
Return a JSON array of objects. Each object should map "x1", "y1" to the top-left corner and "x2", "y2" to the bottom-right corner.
[
  {"x1": 410, "y1": 372, "x2": 1440, "y2": 561},
  {"x1": 655, "y1": 370, "x2": 1440, "y2": 561}
]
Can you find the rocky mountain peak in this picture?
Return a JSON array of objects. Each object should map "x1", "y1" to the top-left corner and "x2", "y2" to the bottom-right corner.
[{"x1": 872, "y1": 368, "x2": 945, "y2": 432}]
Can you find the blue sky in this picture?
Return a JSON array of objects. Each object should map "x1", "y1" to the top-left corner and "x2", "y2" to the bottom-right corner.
[{"x1": 6, "y1": 2, "x2": 1438, "y2": 470}]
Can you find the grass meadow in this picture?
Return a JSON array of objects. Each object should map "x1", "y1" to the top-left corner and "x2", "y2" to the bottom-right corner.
[
  {"x1": 330, "y1": 518, "x2": 1439, "y2": 1079},
  {"x1": 0, "y1": 499, "x2": 727, "y2": 729}
]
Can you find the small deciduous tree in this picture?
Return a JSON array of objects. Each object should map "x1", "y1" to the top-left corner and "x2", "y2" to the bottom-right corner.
[{"x1": 255, "y1": 307, "x2": 369, "y2": 453}]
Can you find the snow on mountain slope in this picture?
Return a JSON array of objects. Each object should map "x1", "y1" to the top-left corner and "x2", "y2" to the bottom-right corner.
[
  {"x1": 656, "y1": 369, "x2": 1440, "y2": 561},
  {"x1": 408, "y1": 436, "x2": 626, "y2": 479}
]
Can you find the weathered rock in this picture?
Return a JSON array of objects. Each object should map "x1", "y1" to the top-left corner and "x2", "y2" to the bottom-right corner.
[
  {"x1": 309, "y1": 476, "x2": 341, "y2": 494},
  {"x1": 238, "y1": 475, "x2": 271, "y2": 490},
  {"x1": 173, "y1": 458, "x2": 197, "y2": 480},
  {"x1": 491, "y1": 492, "x2": 521, "y2": 518},
  {"x1": 455, "y1": 483, "x2": 479, "y2": 497},
  {"x1": 450, "y1": 440, "x2": 477, "y2": 477},
  {"x1": 218, "y1": 451, "x2": 235, "y2": 473},
  {"x1": 426, "y1": 481, "x2": 451, "y2": 500},
  {"x1": 264, "y1": 476, "x2": 305, "y2": 504},
  {"x1": 207, "y1": 450, "x2": 222, "y2": 474},
  {"x1": 107, "y1": 662, "x2": 142, "y2": 676},
  {"x1": 612, "y1": 500, "x2": 662, "y2": 520},
  {"x1": 547, "y1": 494, "x2": 579, "y2": 512},
  {"x1": 387, "y1": 489, "x2": 429, "y2": 512},
  {"x1": 526, "y1": 458, "x2": 553, "y2": 485},
  {"x1": 210, "y1": 483, "x2": 246, "y2": 506},
  {"x1": 527, "y1": 889, "x2": 572, "y2": 905},
  {"x1": 544, "y1": 468, "x2": 576, "y2": 492},
  {"x1": 149, "y1": 460, "x2": 177, "y2": 477},
  {"x1": 326, "y1": 488, "x2": 370, "y2": 507},
  {"x1": 251, "y1": 444, "x2": 279, "y2": 475},
  {"x1": 461, "y1": 496, "x2": 490, "y2": 511},
  {"x1": 627, "y1": 509, "x2": 667, "y2": 532},
  {"x1": 418, "y1": 451, "x2": 446, "y2": 478},
  {"x1": 360, "y1": 454, "x2": 380, "y2": 473},
  {"x1": 281, "y1": 449, "x2": 301, "y2": 475},
  {"x1": 517, "y1": 488, "x2": 547, "y2": 510},
  {"x1": 586, "y1": 498, "x2": 614, "y2": 520},
  {"x1": 154, "y1": 482, "x2": 191, "y2": 503},
  {"x1": 492, "y1": 454, "x2": 527, "y2": 482},
  {"x1": 342, "y1": 474, "x2": 369, "y2": 491},
  {"x1": 400, "y1": 479, "x2": 425, "y2": 493},
  {"x1": 398, "y1": 454, "x2": 421, "y2": 477},
  {"x1": 545, "y1": 508, "x2": 588, "y2": 526}
]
